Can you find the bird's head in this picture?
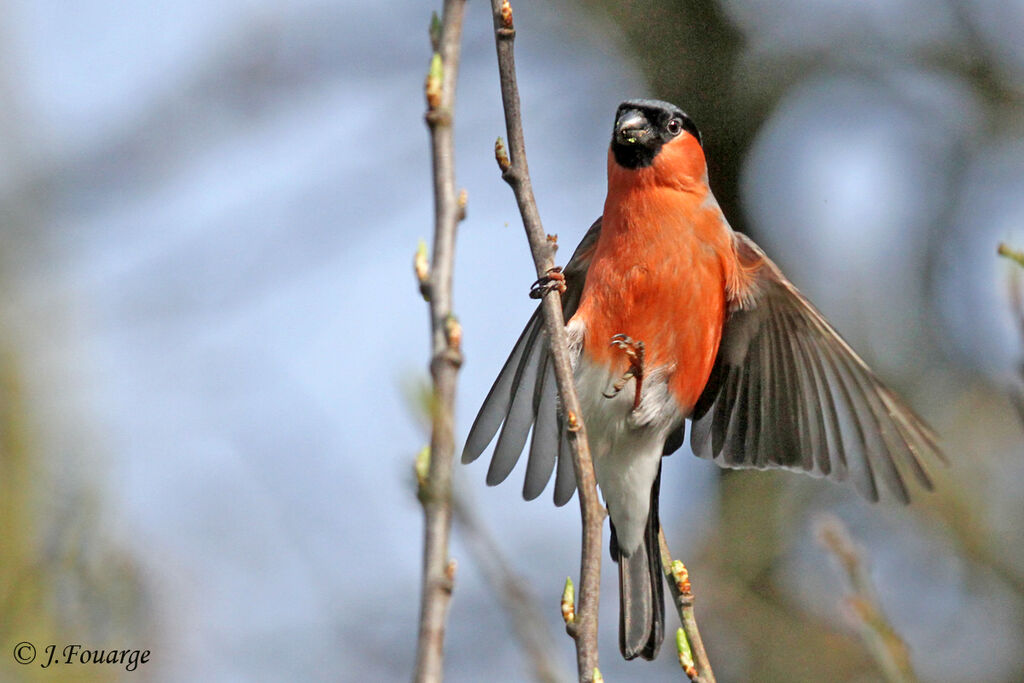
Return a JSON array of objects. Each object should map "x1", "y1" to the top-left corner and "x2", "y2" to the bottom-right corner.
[{"x1": 609, "y1": 99, "x2": 705, "y2": 190}]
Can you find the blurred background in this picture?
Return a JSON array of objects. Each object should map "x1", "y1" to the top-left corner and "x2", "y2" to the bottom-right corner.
[{"x1": 0, "y1": 0, "x2": 1021, "y2": 681}]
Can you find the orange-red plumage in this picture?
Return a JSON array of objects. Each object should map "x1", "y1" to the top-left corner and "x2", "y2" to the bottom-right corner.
[{"x1": 574, "y1": 136, "x2": 735, "y2": 413}]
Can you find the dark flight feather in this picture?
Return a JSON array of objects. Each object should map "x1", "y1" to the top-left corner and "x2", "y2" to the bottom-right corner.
[
  {"x1": 690, "y1": 233, "x2": 944, "y2": 501},
  {"x1": 461, "y1": 219, "x2": 602, "y2": 502}
]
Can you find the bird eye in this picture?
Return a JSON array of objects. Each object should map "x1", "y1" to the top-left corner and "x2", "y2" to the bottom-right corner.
[{"x1": 667, "y1": 118, "x2": 683, "y2": 136}]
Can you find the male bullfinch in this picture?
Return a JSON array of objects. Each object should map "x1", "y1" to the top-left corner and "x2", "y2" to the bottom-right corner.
[{"x1": 463, "y1": 98, "x2": 943, "y2": 661}]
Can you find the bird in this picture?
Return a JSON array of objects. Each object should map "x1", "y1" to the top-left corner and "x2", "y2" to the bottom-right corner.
[{"x1": 461, "y1": 98, "x2": 944, "y2": 662}]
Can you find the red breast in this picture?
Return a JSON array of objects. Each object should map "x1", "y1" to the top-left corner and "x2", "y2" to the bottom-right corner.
[{"x1": 571, "y1": 133, "x2": 736, "y2": 414}]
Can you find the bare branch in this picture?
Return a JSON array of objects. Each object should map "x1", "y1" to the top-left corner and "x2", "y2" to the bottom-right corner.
[
  {"x1": 487, "y1": 1, "x2": 606, "y2": 679},
  {"x1": 658, "y1": 528, "x2": 716, "y2": 683},
  {"x1": 816, "y1": 517, "x2": 918, "y2": 683},
  {"x1": 451, "y1": 487, "x2": 569, "y2": 683},
  {"x1": 414, "y1": 2, "x2": 468, "y2": 681}
]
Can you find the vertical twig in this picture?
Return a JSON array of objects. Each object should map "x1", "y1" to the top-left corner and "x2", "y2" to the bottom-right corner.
[
  {"x1": 488, "y1": 1, "x2": 606, "y2": 680},
  {"x1": 414, "y1": 2, "x2": 467, "y2": 682},
  {"x1": 658, "y1": 528, "x2": 716, "y2": 683},
  {"x1": 817, "y1": 517, "x2": 918, "y2": 683}
]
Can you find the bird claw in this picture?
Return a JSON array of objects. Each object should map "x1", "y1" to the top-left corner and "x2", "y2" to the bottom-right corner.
[
  {"x1": 602, "y1": 371, "x2": 635, "y2": 399},
  {"x1": 604, "y1": 334, "x2": 645, "y2": 410},
  {"x1": 529, "y1": 267, "x2": 566, "y2": 299},
  {"x1": 609, "y1": 334, "x2": 645, "y2": 366}
]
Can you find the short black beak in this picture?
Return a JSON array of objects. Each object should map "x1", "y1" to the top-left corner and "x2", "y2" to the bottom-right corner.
[{"x1": 615, "y1": 109, "x2": 650, "y2": 145}]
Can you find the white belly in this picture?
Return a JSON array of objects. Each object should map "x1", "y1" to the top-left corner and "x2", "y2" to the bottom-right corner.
[{"x1": 568, "y1": 320, "x2": 683, "y2": 555}]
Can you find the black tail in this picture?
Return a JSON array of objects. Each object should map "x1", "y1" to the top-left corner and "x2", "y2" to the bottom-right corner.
[{"x1": 611, "y1": 465, "x2": 664, "y2": 660}]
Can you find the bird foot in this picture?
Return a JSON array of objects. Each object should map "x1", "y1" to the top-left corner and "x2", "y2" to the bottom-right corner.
[
  {"x1": 603, "y1": 334, "x2": 645, "y2": 410},
  {"x1": 529, "y1": 267, "x2": 566, "y2": 299}
]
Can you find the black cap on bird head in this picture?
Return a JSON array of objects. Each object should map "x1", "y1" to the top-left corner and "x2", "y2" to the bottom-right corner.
[{"x1": 611, "y1": 99, "x2": 701, "y2": 170}]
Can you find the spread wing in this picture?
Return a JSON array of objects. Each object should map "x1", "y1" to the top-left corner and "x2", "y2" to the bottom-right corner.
[
  {"x1": 690, "y1": 233, "x2": 945, "y2": 502},
  {"x1": 461, "y1": 218, "x2": 602, "y2": 505}
]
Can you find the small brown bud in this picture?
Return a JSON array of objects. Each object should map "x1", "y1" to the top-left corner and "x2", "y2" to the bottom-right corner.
[
  {"x1": 560, "y1": 577, "x2": 575, "y2": 625},
  {"x1": 415, "y1": 240, "x2": 430, "y2": 280},
  {"x1": 676, "y1": 628, "x2": 697, "y2": 679},
  {"x1": 671, "y1": 560, "x2": 692, "y2": 594},
  {"x1": 425, "y1": 53, "x2": 443, "y2": 110},
  {"x1": 495, "y1": 137, "x2": 511, "y2": 172},
  {"x1": 500, "y1": 0, "x2": 514, "y2": 29},
  {"x1": 415, "y1": 240, "x2": 431, "y2": 301},
  {"x1": 445, "y1": 315, "x2": 462, "y2": 353},
  {"x1": 415, "y1": 446, "x2": 431, "y2": 491}
]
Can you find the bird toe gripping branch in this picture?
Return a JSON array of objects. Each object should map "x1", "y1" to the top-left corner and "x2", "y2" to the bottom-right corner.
[
  {"x1": 604, "y1": 334, "x2": 646, "y2": 410},
  {"x1": 529, "y1": 267, "x2": 566, "y2": 299}
]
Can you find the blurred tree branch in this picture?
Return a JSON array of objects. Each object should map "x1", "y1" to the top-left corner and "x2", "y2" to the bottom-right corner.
[
  {"x1": 817, "y1": 517, "x2": 917, "y2": 683},
  {"x1": 414, "y1": 2, "x2": 467, "y2": 681},
  {"x1": 698, "y1": 474, "x2": 878, "y2": 680},
  {"x1": 0, "y1": 29, "x2": 150, "y2": 678},
  {"x1": 998, "y1": 242, "x2": 1024, "y2": 425},
  {"x1": 451, "y1": 487, "x2": 568, "y2": 683},
  {"x1": 488, "y1": 1, "x2": 605, "y2": 680},
  {"x1": 997, "y1": 243, "x2": 1024, "y2": 270}
]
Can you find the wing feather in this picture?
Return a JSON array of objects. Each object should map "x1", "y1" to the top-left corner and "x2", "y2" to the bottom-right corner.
[
  {"x1": 487, "y1": 324, "x2": 543, "y2": 485},
  {"x1": 553, "y1": 421, "x2": 576, "y2": 506},
  {"x1": 461, "y1": 310, "x2": 539, "y2": 464},
  {"x1": 691, "y1": 233, "x2": 943, "y2": 502},
  {"x1": 463, "y1": 219, "x2": 601, "y2": 501},
  {"x1": 523, "y1": 358, "x2": 558, "y2": 500}
]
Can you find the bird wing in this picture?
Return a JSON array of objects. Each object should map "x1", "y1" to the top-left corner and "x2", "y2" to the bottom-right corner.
[
  {"x1": 690, "y1": 232, "x2": 945, "y2": 502},
  {"x1": 461, "y1": 218, "x2": 602, "y2": 505}
]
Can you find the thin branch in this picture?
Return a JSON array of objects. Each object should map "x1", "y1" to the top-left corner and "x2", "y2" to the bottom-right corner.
[
  {"x1": 998, "y1": 242, "x2": 1024, "y2": 270},
  {"x1": 999, "y1": 243, "x2": 1024, "y2": 425},
  {"x1": 487, "y1": 1, "x2": 606, "y2": 680},
  {"x1": 658, "y1": 528, "x2": 716, "y2": 683},
  {"x1": 816, "y1": 517, "x2": 918, "y2": 683},
  {"x1": 414, "y1": 2, "x2": 468, "y2": 682},
  {"x1": 1011, "y1": 277, "x2": 1024, "y2": 426},
  {"x1": 451, "y1": 486, "x2": 569, "y2": 683}
]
